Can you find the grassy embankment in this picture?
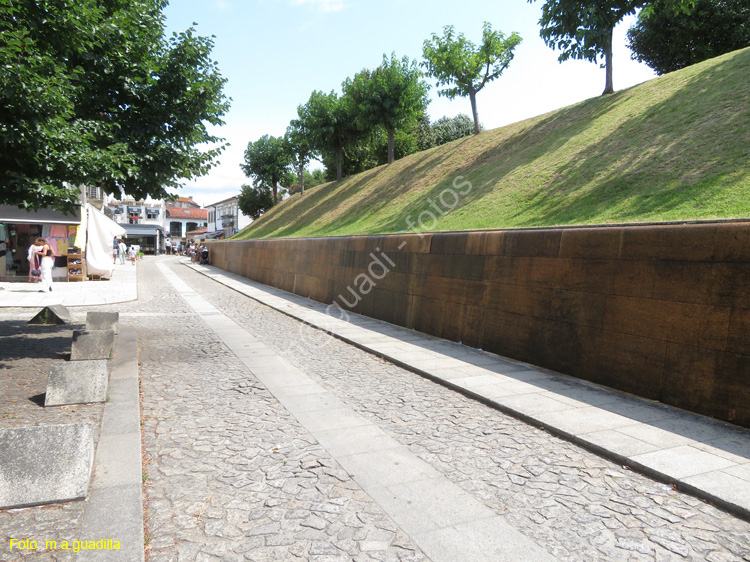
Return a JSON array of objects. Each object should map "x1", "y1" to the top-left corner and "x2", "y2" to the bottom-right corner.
[{"x1": 236, "y1": 47, "x2": 750, "y2": 240}]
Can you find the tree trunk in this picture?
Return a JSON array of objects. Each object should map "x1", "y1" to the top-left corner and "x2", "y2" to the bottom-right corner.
[
  {"x1": 272, "y1": 182, "x2": 278, "y2": 205},
  {"x1": 387, "y1": 128, "x2": 395, "y2": 164},
  {"x1": 469, "y1": 89, "x2": 481, "y2": 135},
  {"x1": 336, "y1": 146, "x2": 343, "y2": 181},
  {"x1": 602, "y1": 30, "x2": 614, "y2": 95},
  {"x1": 298, "y1": 163, "x2": 304, "y2": 195}
]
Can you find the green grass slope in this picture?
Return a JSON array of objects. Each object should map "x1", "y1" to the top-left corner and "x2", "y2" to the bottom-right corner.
[{"x1": 237, "y1": 48, "x2": 750, "y2": 240}]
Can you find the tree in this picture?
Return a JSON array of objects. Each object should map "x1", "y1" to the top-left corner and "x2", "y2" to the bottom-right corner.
[
  {"x1": 432, "y1": 114, "x2": 476, "y2": 145},
  {"x1": 422, "y1": 22, "x2": 522, "y2": 135},
  {"x1": 238, "y1": 184, "x2": 274, "y2": 220},
  {"x1": 627, "y1": 0, "x2": 750, "y2": 75},
  {"x1": 287, "y1": 169, "x2": 327, "y2": 196},
  {"x1": 530, "y1": 0, "x2": 646, "y2": 95},
  {"x1": 297, "y1": 90, "x2": 362, "y2": 181},
  {"x1": 241, "y1": 135, "x2": 293, "y2": 205},
  {"x1": 285, "y1": 120, "x2": 315, "y2": 194},
  {"x1": 0, "y1": 0, "x2": 229, "y2": 213},
  {"x1": 344, "y1": 54, "x2": 430, "y2": 164}
]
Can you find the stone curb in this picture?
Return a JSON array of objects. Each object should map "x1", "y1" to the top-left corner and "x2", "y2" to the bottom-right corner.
[{"x1": 77, "y1": 325, "x2": 144, "y2": 562}]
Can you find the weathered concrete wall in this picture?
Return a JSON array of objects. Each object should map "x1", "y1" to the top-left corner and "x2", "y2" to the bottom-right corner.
[{"x1": 207, "y1": 221, "x2": 750, "y2": 427}]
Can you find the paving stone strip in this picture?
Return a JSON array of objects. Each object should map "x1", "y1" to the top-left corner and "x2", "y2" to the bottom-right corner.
[
  {"x1": 133, "y1": 260, "x2": 429, "y2": 562},
  {"x1": 167, "y1": 257, "x2": 750, "y2": 562}
]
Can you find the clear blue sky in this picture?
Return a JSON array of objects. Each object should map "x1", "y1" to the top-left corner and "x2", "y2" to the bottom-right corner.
[{"x1": 164, "y1": 0, "x2": 656, "y2": 207}]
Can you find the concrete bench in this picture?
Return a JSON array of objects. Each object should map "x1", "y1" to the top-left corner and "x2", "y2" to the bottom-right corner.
[
  {"x1": 28, "y1": 304, "x2": 73, "y2": 325},
  {"x1": 86, "y1": 311, "x2": 119, "y2": 334},
  {"x1": 0, "y1": 423, "x2": 94, "y2": 509},
  {"x1": 70, "y1": 330, "x2": 115, "y2": 361},
  {"x1": 45, "y1": 360, "x2": 110, "y2": 407}
]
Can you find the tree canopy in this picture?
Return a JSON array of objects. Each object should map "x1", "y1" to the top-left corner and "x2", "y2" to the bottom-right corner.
[
  {"x1": 285, "y1": 121, "x2": 315, "y2": 194},
  {"x1": 422, "y1": 22, "x2": 521, "y2": 134},
  {"x1": 343, "y1": 54, "x2": 430, "y2": 164},
  {"x1": 240, "y1": 134, "x2": 293, "y2": 205},
  {"x1": 0, "y1": 0, "x2": 229, "y2": 213},
  {"x1": 238, "y1": 184, "x2": 274, "y2": 220},
  {"x1": 297, "y1": 90, "x2": 362, "y2": 181},
  {"x1": 627, "y1": 0, "x2": 750, "y2": 75},
  {"x1": 530, "y1": 0, "x2": 645, "y2": 95}
]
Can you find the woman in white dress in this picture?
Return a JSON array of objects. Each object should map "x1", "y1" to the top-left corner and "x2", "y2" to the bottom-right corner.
[
  {"x1": 36, "y1": 238, "x2": 55, "y2": 292},
  {"x1": 27, "y1": 241, "x2": 43, "y2": 282}
]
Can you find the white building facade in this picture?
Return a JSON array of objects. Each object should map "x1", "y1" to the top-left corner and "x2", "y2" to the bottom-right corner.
[{"x1": 206, "y1": 196, "x2": 252, "y2": 239}]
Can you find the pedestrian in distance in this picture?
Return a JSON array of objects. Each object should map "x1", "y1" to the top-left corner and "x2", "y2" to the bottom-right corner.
[
  {"x1": 113, "y1": 237, "x2": 118, "y2": 264},
  {"x1": 27, "y1": 239, "x2": 43, "y2": 283},
  {"x1": 35, "y1": 238, "x2": 54, "y2": 292},
  {"x1": 118, "y1": 240, "x2": 127, "y2": 265},
  {"x1": 128, "y1": 245, "x2": 137, "y2": 265}
]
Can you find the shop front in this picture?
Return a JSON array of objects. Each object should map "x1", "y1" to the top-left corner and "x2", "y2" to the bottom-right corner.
[
  {"x1": 120, "y1": 223, "x2": 165, "y2": 255},
  {"x1": 0, "y1": 205, "x2": 82, "y2": 282}
]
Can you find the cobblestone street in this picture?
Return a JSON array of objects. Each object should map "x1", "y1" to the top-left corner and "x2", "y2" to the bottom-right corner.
[
  {"x1": 2, "y1": 255, "x2": 749, "y2": 561},
  {"x1": 138, "y1": 257, "x2": 750, "y2": 561}
]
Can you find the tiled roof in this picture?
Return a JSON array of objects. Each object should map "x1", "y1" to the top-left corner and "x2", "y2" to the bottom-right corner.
[
  {"x1": 166, "y1": 207, "x2": 207, "y2": 219},
  {"x1": 186, "y1": 227, "x2": 208, "y2": 235},
  {"x1": 173, "y1": 197, "x2": 201, "y2": 208}
]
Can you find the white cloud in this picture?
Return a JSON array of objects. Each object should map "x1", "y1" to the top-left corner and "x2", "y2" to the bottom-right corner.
[{"x1": 293, "y1": 0, "x2": 345, "y2": 13}]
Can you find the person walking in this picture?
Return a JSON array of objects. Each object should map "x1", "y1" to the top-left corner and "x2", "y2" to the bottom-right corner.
[
  {"x1": 128, "y1": 245, "x2": 137, "y2": 265},
  {"x1": 36, "y1": 238, "x2": 54, "y2": 292},
  {"x1": 113, "y1": 237, "x2": 119, "y2": 264},
  {"x1": 118, "y1": 240, "x2": 127, "y2": 265},
  {"x1": 27, "y1": 240, "x2": 43, "y2": 283}
]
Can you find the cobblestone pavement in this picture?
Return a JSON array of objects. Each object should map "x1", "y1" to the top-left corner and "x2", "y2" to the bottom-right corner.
[
  {"x1": 2, "y1": 255, "x2": 750, "y2": 562},
  {"x1": 131, "y1": 259, "x2": 426, "y2": 562},
  {"x1": 164, "y1": 258, "x2": 750, "y2": 562}
]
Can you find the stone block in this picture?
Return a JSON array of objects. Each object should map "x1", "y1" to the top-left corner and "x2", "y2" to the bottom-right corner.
[
  {"x1": 713, "y1": 222, "x2": 750, "y2": 262},
  {"x1": 502, "y1": 229, "x2": 562, "y2": 257},
  {"x1": 410, "y1": 295, "x2": 446, "y2": 338},
  {"x1": 0, "y1": 423, "x2": 94, "y2": 509},
  {"x1": 603, "y1": 295, "x2": 731, "y2": 349},
  {"x1": 441, "y1": 254, "x2": 486, "y2": 281},
  {"x1": 552, "y1": 290, "x2": 607, "y2": 329},
  {"x1": 484, "y1": 282, "x2": 554, "y2": 318},
  {"x1": 70, "y1": 330, "x2": 115, "y2": 361},
  {"x1": 430, "y1": 232, "x2": 467, "y2": 255},
  {"x1": 86, "y1": 311, "x2": 119, "y2": 334},
  {"x1": 371, "y1": 288, "x2": 412, "y2": 327},
  {"x1": 28, "y1": 304, "x2": 73, "y2": 325},
  {"x1": 559, "y1": 227, "x2": 623, "y2": 259},
  {"x1": 45, "y1": 360, "x2": 110, "y2": 406},
  {"x1": 620, "y1": 223, "x2": 717, "y2": 261}
]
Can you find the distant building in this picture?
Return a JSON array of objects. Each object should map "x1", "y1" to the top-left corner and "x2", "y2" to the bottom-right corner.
[
  {"x1": 165, "y1": 206, "x2": 208, "y2": 240},
  {"x1": 170, "y1": 196, "x2": 202, "y2": 209},
  {"x1": 205, "y1": 196, "x2": 252, "y2": 239},
  {"x1": 107, "y1": 198, "x2": 166, "y2": 254}
]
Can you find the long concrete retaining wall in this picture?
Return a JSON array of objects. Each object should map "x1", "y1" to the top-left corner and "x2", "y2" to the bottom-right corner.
[{"x1": 207, "y1": 221, "x2": 750, "y2": 428}]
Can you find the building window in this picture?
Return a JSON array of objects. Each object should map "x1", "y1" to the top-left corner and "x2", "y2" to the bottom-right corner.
[
  {"x1": 186, "y1": 222, "x2": 198, "y2": 233},
  {"x1": 221, "y1": 214, "x2": 235, "y2": 229},
  {"x1": 146, "y1": 208, "x2": 160, "y2": 220},
  {"x1": 169, "y1": 222, "x2": 182, "y2": 237},
  {"x1": 208, "y1": 210, "x2": 215, "y2": 224}
]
